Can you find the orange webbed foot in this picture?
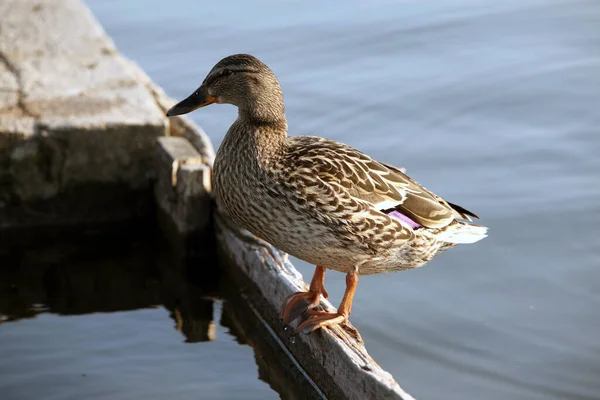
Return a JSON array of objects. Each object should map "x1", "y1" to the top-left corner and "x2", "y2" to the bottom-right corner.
[
  {"x1": 295, "y1": 308, "x2": 363, "y2": 343},
  {"x1": 280, "y1": 266, "x2": 328, "y2": 325},
  {"x1": 280, "y1": 291, "x2": 322, "y2": 325},
  {"x1": 293, "y1": 271, "x2": 360, "y2": 341},
  {"x1": 295, "y1": 309, "x2": 348, "y2": 335}
]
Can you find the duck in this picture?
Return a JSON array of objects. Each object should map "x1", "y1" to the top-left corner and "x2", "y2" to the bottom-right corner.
[{"x1": 166, "y1": 54, "x2": 487, "y2": 337}]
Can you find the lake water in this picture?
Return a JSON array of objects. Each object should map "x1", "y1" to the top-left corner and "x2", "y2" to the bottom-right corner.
[{"x1": 3, "y1": 0, "x2": 600, "y2": 399}]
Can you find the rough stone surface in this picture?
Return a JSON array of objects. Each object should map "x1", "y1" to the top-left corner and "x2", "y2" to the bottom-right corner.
[
  {"x1": 0, "y1": 0, "x2": 169, "y2": 229},
  {"x1": 0, "y1": 58, "x2": 20, "y2": 115},
  {"x1": 155, "y1": 137, "x2": 211, "y2": 235}
]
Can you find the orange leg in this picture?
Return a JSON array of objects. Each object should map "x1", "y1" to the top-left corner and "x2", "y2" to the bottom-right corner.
[
  {"x1": 296, "y1": 272, "x2": 358, "y2": 335},
  {"x1": 280, "y1": 265, "x2": 328, "y2": 325}
]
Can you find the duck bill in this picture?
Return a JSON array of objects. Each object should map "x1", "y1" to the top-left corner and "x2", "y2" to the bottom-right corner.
[{"x1": 166, "y1": 85, "x2": 218, "y2": 116}]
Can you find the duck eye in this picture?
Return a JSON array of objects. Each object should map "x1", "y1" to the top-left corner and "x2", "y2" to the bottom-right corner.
[{"x1": 222, "y1": 69, "x2": 233, "y2": 77}]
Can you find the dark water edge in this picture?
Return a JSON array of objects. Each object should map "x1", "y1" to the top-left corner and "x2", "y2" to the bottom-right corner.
[{"x1": 0, "y1": 223, "x2": 319, "y2": 400}]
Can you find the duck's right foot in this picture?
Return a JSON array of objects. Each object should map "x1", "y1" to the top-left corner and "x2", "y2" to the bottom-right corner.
[
  {"x1": 280, "y1": 290, "x2": 323, "y2": 325},
  {"x1": 280, "y1": 265, "x2": 329, "y2": 326}
]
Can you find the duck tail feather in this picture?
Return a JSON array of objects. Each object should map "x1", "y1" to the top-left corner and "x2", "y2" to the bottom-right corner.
[
  {"x1": 437, "y1": 222, "x2": 488, "y2": 244},
  {"x1": 447, "y1": 201, "x2": 480, "y2": 220}
]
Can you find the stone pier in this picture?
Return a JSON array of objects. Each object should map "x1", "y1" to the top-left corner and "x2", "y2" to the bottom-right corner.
[{"x1": 0, "y1": 0, "x2": 213, "y2": 238}]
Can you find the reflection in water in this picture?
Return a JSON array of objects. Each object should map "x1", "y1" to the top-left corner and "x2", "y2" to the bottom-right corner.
[
  {"x1": 0, "y1": 228, "x2": 317, "y2": 399},
  {"x1": 0, "y1": 229, "x2": 217, "y2": 345},
  {"x1": 221, "y1": 296, "x2": 324, "y2": 400}
]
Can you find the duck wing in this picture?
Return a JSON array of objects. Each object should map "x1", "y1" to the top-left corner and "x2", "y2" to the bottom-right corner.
[{"x1": 284, "y1": 136, "x2": 477, "y2": 229}]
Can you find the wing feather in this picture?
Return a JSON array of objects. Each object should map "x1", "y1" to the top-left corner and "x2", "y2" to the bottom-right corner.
[{"x1": 285, "y1": 136, "x2": 475, "y2": 229}]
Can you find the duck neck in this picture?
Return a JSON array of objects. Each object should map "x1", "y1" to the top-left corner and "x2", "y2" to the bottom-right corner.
[
  {"x1": 221, "y1": 113, "x2": 286, "y2": 173},
  {"x1": 236, "y1": 95, "x2": 288, "y2": 161},
  {"x1": 238, "y1": 88, "x2": 287, "y2": 126},
  {"x1": 238, "y1": 106, "x2": 287, "y2": 129}
]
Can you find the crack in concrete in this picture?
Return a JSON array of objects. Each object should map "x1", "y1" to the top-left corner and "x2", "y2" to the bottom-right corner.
[{"x1": 0, "y1": 49, "x2": 38, "y2": 119}]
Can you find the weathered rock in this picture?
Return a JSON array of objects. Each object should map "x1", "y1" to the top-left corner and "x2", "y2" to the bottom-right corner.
[
  {"x1": 0, "y1": 0, "x2": 168, "y2": 229},
  {"x1": 155, "y1": 136, "x2": 211, "y2": 236},
  {"x1": 0, "y1": 58, "x2": 20, "y2": 115}
]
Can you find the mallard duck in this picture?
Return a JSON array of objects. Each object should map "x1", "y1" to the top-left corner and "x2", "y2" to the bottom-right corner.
[{"x1": 167, "y1": 54, "x2": 487, "y2": 336}]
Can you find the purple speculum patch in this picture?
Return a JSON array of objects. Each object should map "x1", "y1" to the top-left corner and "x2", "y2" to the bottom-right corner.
[{"x1": 387, "y1": 210, "x2": 422, "y2": 229}]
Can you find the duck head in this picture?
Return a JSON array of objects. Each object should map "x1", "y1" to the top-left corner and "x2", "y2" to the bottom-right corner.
[{"x1": 166, "y1": 54, "x2": 285, "y2": 122}]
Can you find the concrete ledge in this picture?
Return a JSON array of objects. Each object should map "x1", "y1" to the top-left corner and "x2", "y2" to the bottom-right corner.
[
  {"x1": 154, "y1": 136, "x2": 211, "y2": 235},
  {"x1": 0, "y1": 0, "x2": 167, "y2": 229}
]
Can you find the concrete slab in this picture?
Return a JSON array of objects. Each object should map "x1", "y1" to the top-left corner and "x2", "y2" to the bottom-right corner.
[
  {"x1": 0, "y1": 58, "x2": 19, "y2": 114},
  {"x1": 0, "y1": 0, "x2": 169, "y2": 229},
  {"x1": 155, "y1": 136, "x2": 211, "y2": 236}
]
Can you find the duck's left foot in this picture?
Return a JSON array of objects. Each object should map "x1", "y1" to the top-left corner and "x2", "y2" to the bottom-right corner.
[
  {"x1": 295, "y1": 309, "x2": 363, "y2": 343},
  {"x1": 280, "y1": 291, "x2": 322, "y2": 325},
  {"x1": 280, "y1": 265, "x2": 328, "y2": 326},
  {"x1": 295, "y1": 310, "x2": 348, "y2": 335}
]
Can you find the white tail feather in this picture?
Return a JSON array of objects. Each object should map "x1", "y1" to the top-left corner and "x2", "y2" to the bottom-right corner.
[{"x1": 437, "y1": 223, "x2": 488, "y2": 244}]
